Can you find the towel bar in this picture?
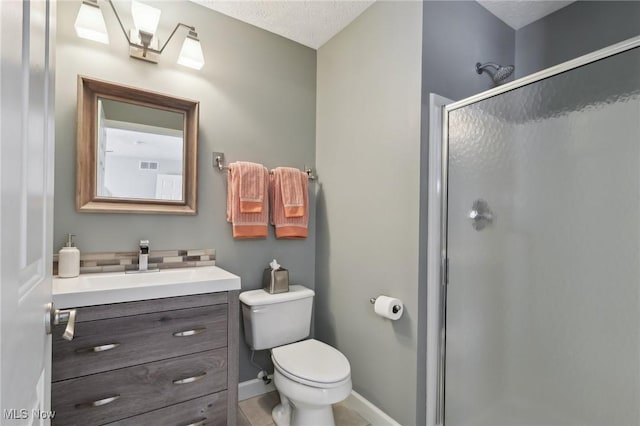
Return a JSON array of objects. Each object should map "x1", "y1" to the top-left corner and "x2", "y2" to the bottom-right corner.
[{"x1": 213, "y1": 151, "x2": 317, "y2": 180}]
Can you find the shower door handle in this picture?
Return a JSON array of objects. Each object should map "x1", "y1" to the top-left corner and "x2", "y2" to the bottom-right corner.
[{"x1": 469, "y1": 199, "x2": 493, "y2": 231}]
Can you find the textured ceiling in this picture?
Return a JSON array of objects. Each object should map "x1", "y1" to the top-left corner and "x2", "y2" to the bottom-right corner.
[
  {"x1": 191, "y1": 1, "x2": 576, "y2": 50},
  {"x1": 477, "y1": 0, "x2": 576, "y2": 30},
  {"x1": 191, "y1": 0, "x2": 375, "y2": 49}
]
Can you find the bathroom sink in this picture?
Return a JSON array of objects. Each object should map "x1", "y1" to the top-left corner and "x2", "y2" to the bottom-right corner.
[{"x1": 53, "y1": 266, "x2": 241, "y2": 308}]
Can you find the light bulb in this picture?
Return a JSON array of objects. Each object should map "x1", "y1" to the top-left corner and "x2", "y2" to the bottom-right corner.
[
  {"x1": 177, "y1": 33, "x2": 205, "y2": 70},
  {"x1": 131, "y1": 0, "x2": 161, "y2": 35},
  {"x1": 74, "y1": 0, "x2": 109, "y2": 45}
]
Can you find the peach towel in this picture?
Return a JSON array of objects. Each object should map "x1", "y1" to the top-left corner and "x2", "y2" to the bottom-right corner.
[
  {"x1": 227, "y1": 163, "x2": 268, "y2": 239},
  {"x1": 270, "y1": 168, "x2": 308, "y2": 239},
  {"x1": 234, "y1": 161, "x2": 267, "y2": 213},
  {"x1": 276, "y1": 167, "x2": 305, "y2": 217}
]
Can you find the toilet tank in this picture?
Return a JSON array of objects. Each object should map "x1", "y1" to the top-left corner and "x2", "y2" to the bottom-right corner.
[{"x1": 239, "y1": 285, "x2": 314, "y2": 350}]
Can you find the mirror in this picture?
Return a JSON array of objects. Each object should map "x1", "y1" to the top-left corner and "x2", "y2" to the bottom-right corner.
[
  {"x1": 97, "y1": 99, "x2": 185, "y2": 201},
  {"x1": 77, "y1": 76, "x2": 199, "y2": 214}
]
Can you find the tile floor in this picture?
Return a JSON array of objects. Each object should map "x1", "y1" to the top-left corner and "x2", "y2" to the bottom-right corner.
[{"x1": 238, "y1": 391, "x2": 372, "y2": 426}]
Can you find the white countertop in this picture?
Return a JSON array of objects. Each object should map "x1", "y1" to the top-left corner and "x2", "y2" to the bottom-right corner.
[{"x1": 53, "y1": 266, "x2": 241, "y2": 308}]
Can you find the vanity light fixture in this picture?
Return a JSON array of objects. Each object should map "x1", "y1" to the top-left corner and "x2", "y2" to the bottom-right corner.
[
  {"x1": 177, "y1": 30, "x2": 205, "y2": 70},
  {"x1": 74, "y1": 0, "x2": 205, "y2": 70},
  {"x1": 74, "y1": 0, "x2": 109, "y2": 44}
]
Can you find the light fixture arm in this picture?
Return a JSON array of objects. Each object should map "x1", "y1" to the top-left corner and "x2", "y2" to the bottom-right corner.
[
  {"x1": 106, "y1": 0, "x2": 133, "y2": 45},
  {"x1": 156, "y1": 23, "x2": 196, "y2": 54},
  {"x1": 105, "y1": 0, "x2": 196, "y2": 54}
]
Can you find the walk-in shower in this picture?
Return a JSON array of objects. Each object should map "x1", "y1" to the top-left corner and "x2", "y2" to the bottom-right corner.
[
  {"x1": 475, "y1": 62, "x2": 515, "y2": 84},
  {"x1": 428, "y1": 37, "x2": 640, "y2": 426}
]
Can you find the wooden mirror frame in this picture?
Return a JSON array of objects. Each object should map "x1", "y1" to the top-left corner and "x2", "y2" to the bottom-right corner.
[{"x1": 76, "y1": 76, "x2": 199, "y2": 214}]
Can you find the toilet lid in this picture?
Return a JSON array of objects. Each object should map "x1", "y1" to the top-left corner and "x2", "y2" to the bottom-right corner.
[{"x1": 271, "y1": 339, "x2": 351, "y2": 385}]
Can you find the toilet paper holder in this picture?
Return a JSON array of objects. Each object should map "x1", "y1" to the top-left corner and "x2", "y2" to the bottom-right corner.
[{"x1": 370, "y1": 297, "x2": 401, "y2": 314}]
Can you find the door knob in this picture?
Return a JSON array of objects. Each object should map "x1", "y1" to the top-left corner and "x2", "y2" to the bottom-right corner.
[
  {"x1": 45, "y1": 303, "x2": 77, "y2": 340},
  {"x1": 469, "y1": 199, "x2": 494, "y2": 231}
]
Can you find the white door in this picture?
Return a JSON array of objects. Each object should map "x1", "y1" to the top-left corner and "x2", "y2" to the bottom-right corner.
[{"x1": 1, "y1": 0, "x2": 56, "y2": 424}]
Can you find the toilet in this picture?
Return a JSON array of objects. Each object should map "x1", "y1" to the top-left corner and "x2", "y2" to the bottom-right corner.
[{"x1": 239, "y1": 285, "x2": 352, "y2": 426}]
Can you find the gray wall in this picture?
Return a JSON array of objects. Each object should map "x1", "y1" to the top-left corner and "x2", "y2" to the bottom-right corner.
[
  {"x1": 55, "y1": 1, "x2": 316, "y2": 382},
  {"x1": 419, "y1": 3, "x2": 515, "y2": 424},
  {"x1": 315, "y1": 2, "x2": 423, "y2": 424},
  {"x1": 515, "y1": 1, "x2": 640, "y2": 78},
  {"x1": 422, "y1": 1, "x2": 516, "y2": 101}
]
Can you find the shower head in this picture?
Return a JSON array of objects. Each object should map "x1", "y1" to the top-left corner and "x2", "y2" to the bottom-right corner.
[{"x1": 476, "y1": 62, "x2": 515, "y2": 84}]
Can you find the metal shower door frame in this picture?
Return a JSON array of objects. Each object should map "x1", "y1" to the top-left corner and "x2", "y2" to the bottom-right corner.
[{"x1": 434, "y1": 35, "x2": 640, "y2": 426}]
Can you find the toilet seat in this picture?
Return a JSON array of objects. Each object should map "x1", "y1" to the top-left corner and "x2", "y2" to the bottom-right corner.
[{"x1": 271, "y1": 339, "x2": 351, "y2": 389}]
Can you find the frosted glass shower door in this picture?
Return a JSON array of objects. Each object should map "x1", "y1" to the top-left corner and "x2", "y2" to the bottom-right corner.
[{"x1": 444, "y1": 46, "x2": 640, "y2": 426}]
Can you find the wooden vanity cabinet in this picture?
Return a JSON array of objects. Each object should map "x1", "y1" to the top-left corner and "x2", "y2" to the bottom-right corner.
[{"x1": 51, "y1": 291, "x2": 239, "y2": 426}]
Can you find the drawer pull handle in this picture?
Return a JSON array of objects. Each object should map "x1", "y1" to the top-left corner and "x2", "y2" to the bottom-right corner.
[
  {"x1": 173, "y1": 328, "x2": 207, "y2": 337},
  {"x1": 181, "y1": 418, "x2": 206, "y2": 426},
  {"x1": 75, "y1": 343, "x2": 120, "y2": 354},
  {"x1": 172, "y1": 372, "x2": 207, "y2": 385},
  {"x1": 75, "y1": 394, "x2": 120, "y2": 409}
]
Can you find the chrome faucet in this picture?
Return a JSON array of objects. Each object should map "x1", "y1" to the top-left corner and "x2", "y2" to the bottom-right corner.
[
  {"x1": 139, "y1": 240, "x2": 149, "y2": 271},
  {"x1": 125, "y1": 240, "x2": 158, "y2": 274}
]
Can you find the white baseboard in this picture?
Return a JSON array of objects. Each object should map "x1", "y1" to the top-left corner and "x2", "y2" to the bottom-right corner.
[
  {"x1": 238, "y1": 378, "x2": 276, "y2": 401},
  {"x1": 342, "y1": 391, "x2": 401, "y2": 426},
  {"x1": 238, "y1": 380, "x2": 399, "y2": 426}
]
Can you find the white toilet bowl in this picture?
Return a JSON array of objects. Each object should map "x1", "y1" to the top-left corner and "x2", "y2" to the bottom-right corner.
[{"x1": 270, "y1": 339, "x2": 352, "y2": 426}]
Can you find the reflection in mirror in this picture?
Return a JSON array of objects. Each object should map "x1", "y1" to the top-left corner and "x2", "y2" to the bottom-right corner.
[
  {"x1": 76, "y1": 76, "x2": 199, "y2": 214},
  {"x1": 97, "y1": 99, "x2": 185, "y2": 201}
]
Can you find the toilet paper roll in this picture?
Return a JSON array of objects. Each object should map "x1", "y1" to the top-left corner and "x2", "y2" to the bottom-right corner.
[{"x1": 374, "y1": 296, "x2": 403, "y2": 320}]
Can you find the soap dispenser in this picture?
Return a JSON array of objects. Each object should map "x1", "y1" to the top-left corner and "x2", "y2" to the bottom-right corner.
[{"x1": 58, "y1": 233, "x2": 80, "y2": 278}]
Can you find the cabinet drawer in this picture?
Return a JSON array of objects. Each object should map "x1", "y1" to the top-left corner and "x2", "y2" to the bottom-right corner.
[
  {"x1": 52, "y1": 348, "x2": 227, "y2": 426},
  {"x1": 71, "y1": 293, "x2": 228, "y2": 322},
  {"x1": 53, "y1": 304, "x2": 227, "y2": 381},
  {"x1": 105, "y1": 392, "x2": 227, "y2": 426}
]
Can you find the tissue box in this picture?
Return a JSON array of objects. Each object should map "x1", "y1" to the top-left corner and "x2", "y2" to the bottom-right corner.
[{"x1": 263, "y1": 267, "x2": 289, "y2": 294}]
